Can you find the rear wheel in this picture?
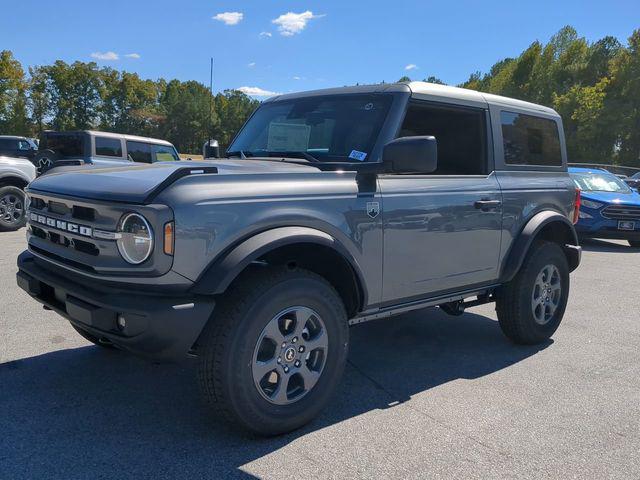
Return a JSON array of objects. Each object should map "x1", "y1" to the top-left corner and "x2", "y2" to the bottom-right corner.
[
  {"x1": 496, "y1": 241, "x2": 569, "y2": 344},
  {"x1": 0, "y1": 186, "x2": 27, "y2": 231},
  {"x1": 629, "y1": 240, "x2": 640, "y2": 248},
  {"x1": 197, "y1": 266, "x2": 348, "y2": 436}
]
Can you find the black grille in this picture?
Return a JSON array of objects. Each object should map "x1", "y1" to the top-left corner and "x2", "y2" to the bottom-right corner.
[
  {"x1": 29, "y1": 196, "x2": 96, "y2": 222},
  {"x1": 601, "y1": 205, "x2": 640, "y2": 221}
]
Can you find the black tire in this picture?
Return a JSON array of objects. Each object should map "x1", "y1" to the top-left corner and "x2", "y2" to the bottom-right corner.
[
  {"x1": 197, "y1": 266, "x2": 349, "y2": 436},
  {"x1": 70, "y1": 323, "x2": 117, "y2": 349},
  {"x1": 629, "y1": 240, "x2": 640, "y2": 248},
  {"x1": 496, "y1": 241, "x2": 569, "y2": 345},
  {"x1": 0, "y1": 186, "x2": 27, "y2": 232}
]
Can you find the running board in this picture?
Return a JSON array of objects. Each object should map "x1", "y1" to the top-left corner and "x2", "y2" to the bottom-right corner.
[{"x1": 348, "y1": 285, "x2": 499, "y2": 326}]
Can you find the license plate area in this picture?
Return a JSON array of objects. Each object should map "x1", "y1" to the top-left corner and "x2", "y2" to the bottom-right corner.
[{"x1": 618, "y1": 220, "x2": 635, "y2": 231}]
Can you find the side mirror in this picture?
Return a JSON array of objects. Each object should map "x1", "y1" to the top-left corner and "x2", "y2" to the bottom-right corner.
[
  {"x1": 382, "y1": 136, "x2": 437, "y2": 174},
  {"x1": 203, "y1": 139, "x2": 220, "y2": 159}
]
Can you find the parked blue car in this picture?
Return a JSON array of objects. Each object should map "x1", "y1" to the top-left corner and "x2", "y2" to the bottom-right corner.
[{"x1": 569, "y1": 167, "x2": 640, "y2": 247}]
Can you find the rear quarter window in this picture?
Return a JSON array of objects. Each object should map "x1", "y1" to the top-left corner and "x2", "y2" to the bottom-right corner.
[
  {"x1": 501, "y1": 111, "x2": 561, "y2": 166},
  {"x1": 95, "y1": 137, "x2": 123, "y2": 157}
]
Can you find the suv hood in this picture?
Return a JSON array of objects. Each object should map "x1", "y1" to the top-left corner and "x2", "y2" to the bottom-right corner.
[
  {"x1": 582, "y1": 190, "x2": 640, "y2": 206},
  {"x1": 27, "y1": 159, "x2": 321, "y2": 203}
]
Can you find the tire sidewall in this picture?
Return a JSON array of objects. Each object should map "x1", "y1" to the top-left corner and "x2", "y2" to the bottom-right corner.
[
  {"x1": 518, "y1": 243, "x2": 570, "y2": 341},
  {"x1": 220, "y1": 274, "x2": 348, "y2": 434}
]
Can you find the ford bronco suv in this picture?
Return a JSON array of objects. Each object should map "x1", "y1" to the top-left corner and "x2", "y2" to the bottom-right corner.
[
  {"x1": 33, "y1": 130, "x2": 180, "y2": 174},
  {"x1": 16, "y1": 82, "x2": 581, "y2": 435}
]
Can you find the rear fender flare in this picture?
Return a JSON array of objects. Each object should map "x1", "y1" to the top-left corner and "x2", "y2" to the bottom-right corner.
[{"x1": 500, "y1": 211, "x2": 580, "y2": 282}]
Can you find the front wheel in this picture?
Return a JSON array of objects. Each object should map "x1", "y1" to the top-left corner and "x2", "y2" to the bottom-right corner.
[
  {"x1": 197, "y1": 266, "x2": 349, "y2": 436},
  {"x1": 0, "y1": 186, "x2": 27, "y2": 231},
  {"x1": 496, "y1": 241, "x2": 570, "y2": 345}
]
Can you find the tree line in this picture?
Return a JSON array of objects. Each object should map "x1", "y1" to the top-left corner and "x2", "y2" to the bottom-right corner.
[
  {"x1": 0, "y1": 51, "x2": 259, "y2": 153},
  {"x1": 1, "y1": 26, "x2": 639, "y2": 164}
]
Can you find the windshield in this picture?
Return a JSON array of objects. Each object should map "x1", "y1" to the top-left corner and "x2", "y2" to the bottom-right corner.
[
  {"x1": 570, "y1": 171, "x2": 632, "y2": 193},
  {"x1": 227, "y1": 94, "x2": 393, "y2": 162},
  {"x1": 632, "y1": 172, "x2": 640, "y2": 179}
]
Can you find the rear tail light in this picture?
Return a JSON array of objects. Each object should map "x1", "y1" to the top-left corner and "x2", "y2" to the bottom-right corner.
[
  {"x1": 572, "y1": 188, "x2": 581, "y2": 224},
  {"x1": 163, "y1": 222, "x2": 174, "y2": 255}
]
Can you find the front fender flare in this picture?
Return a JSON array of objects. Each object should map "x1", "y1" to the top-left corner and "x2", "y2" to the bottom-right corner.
[
  {"x1": 191, "y1": 226, "x2": 367, "y2": 302},
  {"x1": 500, "y1": 211, "x2": 580, "y2": 282}
]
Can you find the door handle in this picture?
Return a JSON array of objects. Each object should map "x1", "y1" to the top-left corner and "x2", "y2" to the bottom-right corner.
[{"x1": 474, "y1": 199, "x2": 501, "y2": 211}]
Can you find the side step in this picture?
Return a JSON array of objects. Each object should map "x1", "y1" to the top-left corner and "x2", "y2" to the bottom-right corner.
[
  {"x1": 439, "y1": 292, "x2": 495, "y2": 316},
  {"x1": 349, "y1": 286, "x2": 498, "y2": 326}
]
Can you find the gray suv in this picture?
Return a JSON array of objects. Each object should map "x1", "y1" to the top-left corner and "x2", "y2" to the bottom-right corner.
[{"x1": 16, "y1": 82, "x2": 582, "y2": 435}]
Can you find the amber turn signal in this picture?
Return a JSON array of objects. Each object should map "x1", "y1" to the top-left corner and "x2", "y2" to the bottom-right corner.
[{"x1": 164, "y1": 222, "x2": 174, "y2": 255}]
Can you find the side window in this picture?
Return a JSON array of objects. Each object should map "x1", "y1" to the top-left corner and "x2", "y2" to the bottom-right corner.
[
  {"x1": 397, "y1": 102, "x2": 487, "y2": 175},
  {"x1": 152, "y1": 144, "x2": 179, "y2": 162},
  {"x1": 501, "y1": 111, "x2": 561, "y2": 166},
  {"x1": 95, "y1": 137, "x2": 123, "y2": 157},
  {"x1": 126, "y1": 141, "x2": 152, "y2": 163},
  {"x1": 18, "y1": 140, "x2": 31, "y2": 150}
]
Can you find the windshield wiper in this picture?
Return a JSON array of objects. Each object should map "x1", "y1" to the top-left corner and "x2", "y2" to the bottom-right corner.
[
  {"x1": 226, "y1": 150, "x2": 252, "y2": 159},
  {"x1": 262, "y1": 151, "x2": 319, "y2": 163}
]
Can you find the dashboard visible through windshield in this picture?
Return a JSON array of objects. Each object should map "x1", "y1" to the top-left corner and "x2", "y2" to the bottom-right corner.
[{"x1": 227, "y1": 94, "x2": 393, "y2": 163}]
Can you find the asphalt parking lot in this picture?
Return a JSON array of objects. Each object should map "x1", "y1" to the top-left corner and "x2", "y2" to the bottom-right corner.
[{"x1": 1, "y1": 230, "x2": 639, "y2": 479}]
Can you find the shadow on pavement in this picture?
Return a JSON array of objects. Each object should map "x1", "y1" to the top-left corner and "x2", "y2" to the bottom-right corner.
[
  {"x1": 580, "y1": 238, "x2": 637, "y2": 253},
  {"x1": 0, "y1": 308, "x2": 548, "y2": 479}
]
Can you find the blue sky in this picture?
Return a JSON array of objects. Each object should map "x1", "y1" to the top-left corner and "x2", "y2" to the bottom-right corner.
[{"x1": 2, "y1": 0, "x2": 639, "y2": 97}]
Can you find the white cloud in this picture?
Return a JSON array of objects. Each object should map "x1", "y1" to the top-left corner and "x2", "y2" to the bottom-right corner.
[
  {"x1": 90, "y1": 51, "x2": 119, "y2": 61},
  {"x1": 125, "y1": 53, "x2": 141, "y2": 59},
  {"x1": 259, "y1": 31, "x2": 272, "y2": 38},
  {"x1": 212, "y1": 12, "x2": 243, "y2": 26},
  {"x1": 237, "y1": 86, "x2": 281, "y2": 97},
  {"x1": 293, "y1": 76, "x2": 301, "y2": 80},
  {"x1": 272, "y1": 11, "x2": 323, "y2": 36},
  {"x1": 247, "y1": 62, "x2": 256, "y2": 68},
  {"x1": 405, "y1": 64, "x2": 418, "y2": 71}
]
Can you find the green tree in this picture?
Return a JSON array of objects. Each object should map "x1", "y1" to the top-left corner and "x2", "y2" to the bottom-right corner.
[{"x1": 0, "y1": 50, "x2": 30, "y2": 135}]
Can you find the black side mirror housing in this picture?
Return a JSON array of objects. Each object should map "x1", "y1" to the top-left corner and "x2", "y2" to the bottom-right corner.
[
  {"x1": 203, "y1": 139, "x2": 220, "y2": 159},
  {"x1": 382, "y1": 136, "x2": 437, "y2": 174}
]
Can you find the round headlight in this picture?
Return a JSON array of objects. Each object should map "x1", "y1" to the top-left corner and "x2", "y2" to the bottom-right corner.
[{"x1": 117, "y1": 213, "x2": 153, "y2": 264}]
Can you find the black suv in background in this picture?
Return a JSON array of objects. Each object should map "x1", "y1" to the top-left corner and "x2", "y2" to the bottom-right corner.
[
  {"x1": 33, "y1": 130, "x2": 180, "y2": 174},
  {"x1": 0, "y1": 136, "x2": 38, "y2": 160}
]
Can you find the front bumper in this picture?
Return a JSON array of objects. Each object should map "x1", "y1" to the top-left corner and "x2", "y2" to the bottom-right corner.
[
  {"x1": 576, "y1": 216, "x2": 640, "y2": 241},
  {"x1": 17, "y1": 251, "x2": 215, "y2": 362}
]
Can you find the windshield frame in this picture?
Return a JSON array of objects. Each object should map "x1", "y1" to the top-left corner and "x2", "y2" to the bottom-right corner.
[
  {"x1": 570, "y1": 171, "x2": 633, "y2": 194},
  {"x1": 226, "y1": 91, "x2": 409, "y2": 166}
]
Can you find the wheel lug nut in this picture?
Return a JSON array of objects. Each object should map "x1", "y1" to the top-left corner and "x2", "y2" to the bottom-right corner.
[
  {"x1": 294, "y1": 360, "x2": 301, "y2": 367},
  {"x1": 277, "y1": 357, "x2": 281, "y2": 364},
  {"x1": 298, "y1": 346, "x2": 305, "y2": 353},
  {"x1": 292, "y1": 337, "x2": 298, "y2": 343},
  {"x1": 283, "y1": 366, "x2": 289, "y2": 373},
  {"x1": 281, "y1": 342, "x2": 287, "y2": 348}
]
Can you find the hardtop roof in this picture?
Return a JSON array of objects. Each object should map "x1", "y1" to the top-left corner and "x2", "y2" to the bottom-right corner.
[
  {"x1": 265, "y1": 81, "x2": 559, "y2": 116},
  {"x1": 43, "y1": 130, "x2": 175, "y2": 147}
]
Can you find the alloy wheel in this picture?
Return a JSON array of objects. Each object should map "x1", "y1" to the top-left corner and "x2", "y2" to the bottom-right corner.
[
  {"x1": 252, "y1": 306, "x2": 328, "y2": 405},
  {"x1": 0, "y1": 193, "x2": 24, "y2": 226},
  {"x1": 531, "y1": 264, "x2": 562, "y2": 325}
]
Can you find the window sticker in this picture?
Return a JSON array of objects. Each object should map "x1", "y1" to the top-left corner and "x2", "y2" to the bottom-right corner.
[
  {"x1": 267, "y1": 123, "x2": 311, "y2": 151},
  {"x1": 349, "y1": 150, "x2": 368, "y2": 161}
]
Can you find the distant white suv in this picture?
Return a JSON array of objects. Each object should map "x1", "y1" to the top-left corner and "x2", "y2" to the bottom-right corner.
[{"x1": 0, "y1": 156, "x2": 36, "y2": 231}]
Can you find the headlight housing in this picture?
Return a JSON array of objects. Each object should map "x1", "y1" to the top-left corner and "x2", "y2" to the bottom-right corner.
[
  {"x1": 581, "y1": 199, "x2": 603, "y2": 209},
  {"x1": 117, "y1": 213, "x2": 154, "y2": 264}
]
